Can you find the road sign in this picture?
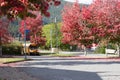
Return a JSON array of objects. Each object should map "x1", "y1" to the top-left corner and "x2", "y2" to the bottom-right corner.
[{"x1": 25, "y1": 30, "x2": 30, "y2": 41}]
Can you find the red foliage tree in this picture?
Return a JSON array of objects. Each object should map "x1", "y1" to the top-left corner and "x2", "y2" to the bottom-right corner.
[
  {"x1": 0, "y1": 0, "x2": 60, "y2": 56},
  {"x1": 0, "y1": 0, "x2": 61, "y2": 19},
  {"x1": 61, "y1": 3, "x2": 80, "y2": 45},
  {"x1": 62, "y1": 0, "x2": 120, "y2": 55},
  {"x1": 19, "y1": 12, "x2": 46, "y2": 46},
  {"x1": 86, "y1": 0, "x2": 120, "y2": 55},
  {"x1": 61, "y1": 2, "x2": 94, "y2": 49},
  {"x1": 83, "y1": 0, "x2": 120, "y2": 42},
  {"x1": 0, "y1": 18, "x2": 12, "y2": 43},
  {"x1": 0, "y1": 18, "x2": 13, "y2": 56}
]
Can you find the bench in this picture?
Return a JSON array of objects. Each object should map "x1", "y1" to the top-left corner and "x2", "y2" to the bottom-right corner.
[{"x1": 105, "y1": 48, "x2": 117, "y2": 56}]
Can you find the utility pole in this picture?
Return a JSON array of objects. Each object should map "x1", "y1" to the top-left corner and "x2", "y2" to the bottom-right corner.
[
  {"x1": 54, "y1": 16, "x2": 58, "y2": 48},
  {"x1": 24, "y1": 20, "x2": 27, "y2": 59},
  {"x1": 50, "y1": 28, "x2": 52, "y2": 50}
]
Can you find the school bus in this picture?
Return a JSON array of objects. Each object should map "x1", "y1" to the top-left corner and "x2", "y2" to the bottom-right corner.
[{"x1": 21, "y1": 43, "x2": 39, "y2": 55}]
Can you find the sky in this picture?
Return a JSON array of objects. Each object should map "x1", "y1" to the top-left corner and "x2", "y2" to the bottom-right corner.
[{"x1": 64, "y1": 0, "x2": 93, "y2": 4}]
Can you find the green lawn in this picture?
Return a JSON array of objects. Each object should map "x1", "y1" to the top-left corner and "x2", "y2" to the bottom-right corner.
[
  {"x1": 0, "y1": 58, "x2": 26, "y2": 64},
  {"x1": 40, "y1": 52, "x2": 75, "y2": 57},
  {"x1": 50, "y1": 53, "x2": 75, "y2": 57}
]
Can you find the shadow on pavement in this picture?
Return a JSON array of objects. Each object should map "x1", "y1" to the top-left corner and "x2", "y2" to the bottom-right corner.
[
  {"x1": 23, "y1": 59, "x2": 120, "y2": 66},
  {"x1": 18, "y1": 67, "x2": 102, "y2": 80}
]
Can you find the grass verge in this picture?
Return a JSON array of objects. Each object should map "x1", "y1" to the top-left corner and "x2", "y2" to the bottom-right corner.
[
  {"x1": 50, "y1": 53, "x2": 75, "y2": 57},
  {"x1": 39, "y1": 52, "x2": 76, "y2": 57},
  {"x1": 0, "y1": 58, "x2": 30, "y2": 64}
]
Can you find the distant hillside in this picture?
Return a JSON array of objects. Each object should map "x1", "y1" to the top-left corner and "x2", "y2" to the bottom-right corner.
[
  {"x1": 43, "y1": 0, "x2": 66, "y2": 24},
  {"x1": 43, "y1": 0, "x2": 88, "y2": 24}
]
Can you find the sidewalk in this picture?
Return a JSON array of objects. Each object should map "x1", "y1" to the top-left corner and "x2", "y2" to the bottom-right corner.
[
  {"x1": 79, "y1": 53, "x2": 119, "y2": 58},
  {"x1": 64, "y1": 53, "x2": 120, "y2": 61}
]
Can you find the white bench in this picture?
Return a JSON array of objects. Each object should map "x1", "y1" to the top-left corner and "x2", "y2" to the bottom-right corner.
[{"x1": 105, "y1": 48, "x2": 117, "y2": 56}]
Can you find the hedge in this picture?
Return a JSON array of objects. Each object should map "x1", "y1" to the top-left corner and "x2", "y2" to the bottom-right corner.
[{"x1": 2, "y1": 41, "x2": 23, "y2": 55}]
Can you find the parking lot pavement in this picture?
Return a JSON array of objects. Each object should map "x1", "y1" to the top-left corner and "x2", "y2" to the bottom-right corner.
[{"x1": 16, "y1": 56, "x2": 120, "y2": 80}]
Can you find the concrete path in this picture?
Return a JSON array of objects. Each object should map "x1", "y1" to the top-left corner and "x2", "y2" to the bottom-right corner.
[{"x1": 16, "y1": 56, "x2": 120, "y2": 80}]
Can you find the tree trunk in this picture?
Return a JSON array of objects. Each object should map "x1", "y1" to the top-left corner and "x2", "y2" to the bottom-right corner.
[
  {"x1": 84, "y1": 47, "x2": 87, "y2": 56},
  {"x1": 0, "y1": 37, "x2": 2, "y2": 57},
  {"x1": 0, "y1": 46, "x2": 2, "y2": 57},
  {"x1": 116, "y1": 44, "x2": 120, "y2": 57}
]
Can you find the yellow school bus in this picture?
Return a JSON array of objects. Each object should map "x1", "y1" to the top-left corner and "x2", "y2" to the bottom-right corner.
[{"x1": 21, "y1": 43, "x2": 39, "y2": 55}]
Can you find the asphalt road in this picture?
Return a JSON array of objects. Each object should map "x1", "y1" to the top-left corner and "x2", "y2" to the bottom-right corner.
[{"x1": 17, "y1": 56, "x2": 120, "y2": 80}]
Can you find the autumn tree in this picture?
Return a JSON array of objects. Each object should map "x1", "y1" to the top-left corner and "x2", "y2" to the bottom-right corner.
[
  {"x1": 62, "y1": 0, "x2": 120, "y2": 55},
  {"x1": 0, "y1": 0, "x2": 61, "y2": 19},
  {"x1": 86, "y1": 0, "x2": 120, "y2": 56},
  {"x1": 61, "y1": 2, "x2": 94, "y2": 53},
  {"x1": 0, "y1": 0, "x2": 60, "y2": 57},
  {"x1": 19, "y1": 12, "x2": 46, "y2": 46},
  {"x1": 61, "y1": 3, "x2": 80, "y2": 45},
  {"x1": 0, "y1": 17, "x2": 13, "y2": 56}
]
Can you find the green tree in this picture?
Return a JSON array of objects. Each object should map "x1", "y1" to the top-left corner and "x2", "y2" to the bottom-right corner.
[
  {"x1": 42, "y1": 23, "x2": 62, "y2": 49},
  {"x1": 42, "y1": 23, "x2": 71, "y2": 50}
]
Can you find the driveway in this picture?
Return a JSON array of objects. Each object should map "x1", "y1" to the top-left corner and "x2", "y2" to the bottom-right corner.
[{"x1": 16, "y1": 56, "x2": 120, "y2": 80}]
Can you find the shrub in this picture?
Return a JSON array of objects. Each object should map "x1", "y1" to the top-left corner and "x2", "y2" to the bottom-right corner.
[
  {"x1": 106, "y1": 43, "x2": 117, "y2": 49},
  {"x1": 2, "y1": 41, "x2": 23, "y2": 55},
  {"x1": 95, "y1": 46, "x2": 106, "y2": 54},
  {"x1": 95, "y1": 43, "x2": 117, "y2": 54}
]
